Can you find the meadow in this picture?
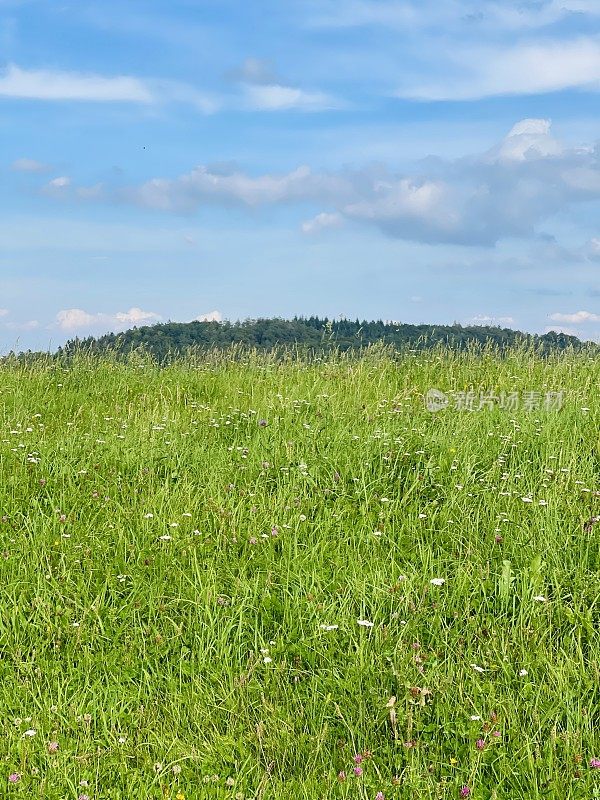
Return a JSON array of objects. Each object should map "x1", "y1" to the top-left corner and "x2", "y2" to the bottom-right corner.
[{"x1": 0, "y1": 346, "x2": 598, "y2": 800}]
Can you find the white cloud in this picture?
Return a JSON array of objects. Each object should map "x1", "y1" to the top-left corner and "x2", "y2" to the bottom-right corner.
[
  {"x1": 193, "y1": 310, "x2": 223, "y2": 322},
  {"x1": 544, "y1": 324, "x2": 579, "y2": 337},
  {"x1": 56, "y1": 309, "x2": 99, "y2": 330},
  {"x1": 231, "y1": 57, "x2": 341, "y2": 112},
  {"x1": 469, "y1": 314, "x2": 516, "y2": 326},
  {"x1": 301, "y1": 211, "x2": 343, "y2": 234},
  {"x1": 114, "y1": 307, "x2": 162, "y2": 325},
  {"x1": 128, "y1": 164, "x2": 351, "y2": 212},
  {"x1": 488, "y1": 118, "x2": 563, "y2": 162},
  {"x1": 45, "y1": 118, "x2": 600, "y2": 247},
  {"x1": 308, "y1": 0, "x2": 599, "y2": 31},
  {"x1": 4, "y1": 319, "x2": 39, "y2": 331},
  {"x1": 230, "y1": 58, "x2": 279, "y2": 85},
  {"x1": 11, "y1": 158, "x2": 49, "y2": 172},
  {"x1": 0, "y1": 308, "x2": 9, "y2": 317},
  {"x1": 45, "y1": 176, "x2": 71, "y2": 190},
  {"x1": 243, "y1": 84, "x2": 339, "y2": 111},
  {"x1": 55, "y1": 307, "x2": 161, "y2": 331},
  {"x1": 398, "y1": 38, "x2": 600, "y2": 101},
  {"x1": 0, "y1": 64, "x2": 218, "y2": 112},
  {"x1": 0, "y1": 64, "x2": 154, "y2": 103},
  {"x1": 548, "y1": 310, "x2": 600, "y2": 323},
  {"x1": 586, "y1": 238, "x2": 600, "y2": 260}
]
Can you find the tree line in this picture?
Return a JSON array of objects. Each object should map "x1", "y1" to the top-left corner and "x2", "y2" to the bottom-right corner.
[{"x1": 49, "y1": 317, "x2": 592, "y2": 362}]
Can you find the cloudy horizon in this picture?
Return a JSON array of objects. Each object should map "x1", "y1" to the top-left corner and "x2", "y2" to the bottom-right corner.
[{"x1": 1, "y1": 0, "x2": 599, "y2": 350}]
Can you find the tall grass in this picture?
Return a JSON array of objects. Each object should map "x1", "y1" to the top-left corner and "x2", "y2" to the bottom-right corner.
[{"x1": 0, "y1": 347, "x2": 598, "y2": 799}]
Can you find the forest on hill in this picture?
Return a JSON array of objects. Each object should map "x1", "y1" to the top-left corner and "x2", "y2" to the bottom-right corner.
[{"x1": 54, "y1": 317, "x2": 589, "y2": 361}]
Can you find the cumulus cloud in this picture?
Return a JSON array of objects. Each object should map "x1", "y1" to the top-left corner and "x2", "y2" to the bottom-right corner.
[
  {"x1": 43, "y1": 118, "x2": 600, "y2": 247},
  {"x1": 114, "y1": 307, "x2": 162, "y2": 325},
  {"x1": 193, "y1": 310, "x2": 223, "y2": 322},
  {"x1": 548, "y1": 310, "x2": 600, "y2": 323},
  {"x1": 56, "y1": 307, "x2": 161, "y2": 331},
  {"x1": 397, "y1": 38, "x2": 600, "y2": 101},
  {"x1": 56, "y1": 309, "x2": 100, "y2": 330}
]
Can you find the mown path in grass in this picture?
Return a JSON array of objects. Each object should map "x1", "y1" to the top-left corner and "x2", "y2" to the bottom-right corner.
[{"x1": 0, "y1": 348, "x2": 598, "y2": 799}]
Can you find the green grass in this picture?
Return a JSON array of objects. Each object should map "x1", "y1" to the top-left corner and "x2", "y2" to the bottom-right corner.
[{"x1": 0, "y1": 346, "x2": 598, "y2": 799}]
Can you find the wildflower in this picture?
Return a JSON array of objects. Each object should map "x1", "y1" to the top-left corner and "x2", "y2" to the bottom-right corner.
[
  {"x1": 225, "y1": 777, "x2": 235, "y2": 787},
  {"x1": 533, "y1": 595, "x2": 547, "y2": 602},
  {"x1": 519, "y1": 669, "x2": 528, "y2": 676},
  {"x1": 459, "y1": 788, "x2": 471, "y2": 798},
  {"x1": 263, "y1": 656, "x2": 272, "y2": 664},
  {"x1": 319, "y1": 624, "x2": 338, "y2": 631},
  {"x1": 78, "y1": 795, "x2": 90, "y2": 800},
  {"x1": 172, "y1": 764, "x2": 182, "y2": 775},
  {"x1": 430, "y1": 578, "x2": 445, "y2": 586},
  {"x1": 8, "y1": 773, "x2": 20, "y2": 783},
  {"x1": 357, "y1": 619, "x2": 374, "y2": 627},
  {"x1": 591, "y1": 758, "x2": 600, "y2": 768},
  {"x1": 353, "y1": 766, "x2": 363, "y2": 777},
  {"x1": 258, "y1": 419, "x2": 268, "y2": 427},
  {"x1": 470, "y1": 664, "x2": 485, "y2": 673},
  {"x1": 176, "y1": 792, "x2": 185, "y2": 800},
  {"x1": 337, "y1": 771, "x2": 346, "y2": 782},
  {"x1": 22, "y1": 728, "x2": 36, "y2": 737},
  {"x1": 375, "y1": 793, "x2": 385, "y2": 800},
  {"x1": 470, "y1": 715, "x2": 481, "y2": 721},
  {"x1": 48, "y1": 740, "x2": 59, "y2": 753},
  {"x1": 354, "y1": 754, "x2": 364, "y2": 765},
  {"x1": 476, "y1": 738, "x2": 485, "y2": 751}
]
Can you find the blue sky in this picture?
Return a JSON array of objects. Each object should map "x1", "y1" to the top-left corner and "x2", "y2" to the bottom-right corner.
[{"x1": 1, "y1": 0, "x2": 600, "y2": 350}]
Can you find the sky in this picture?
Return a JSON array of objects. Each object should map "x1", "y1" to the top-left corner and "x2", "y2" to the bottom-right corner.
[{"x1": 1, "y1": 0, "x2": 600, "y2": 350}]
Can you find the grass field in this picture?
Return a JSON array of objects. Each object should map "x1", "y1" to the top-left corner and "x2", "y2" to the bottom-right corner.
[{"x1": 0, "y1": 347, "x2": 599, "y2": 800}]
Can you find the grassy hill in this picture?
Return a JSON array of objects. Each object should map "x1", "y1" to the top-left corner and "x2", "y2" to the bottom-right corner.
[{"x1": 55, "y1": 317, "x2": 590, "y2": 362}]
